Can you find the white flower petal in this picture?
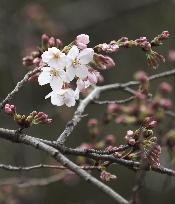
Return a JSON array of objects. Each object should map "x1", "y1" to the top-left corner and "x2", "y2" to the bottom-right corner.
[
  {"x1": 64, "y1": 95, "x2": 76, "y2": 107},
  {"x1": 66, "y1": 66, "x2": 76, "y2": 81},
  {"x1": 78, "y1": 48, "x2": 94, "y2": 64},
  {"x1": 59, "y1": 69, "x2": 67, "y2": 81},
  {"x1": 38, "y1": 71, "x2": 51, "y2": 86},
  {"x1": 45, "y1": 91, "x2": 53, "y2": 99},
  {"x1": 47, "y1": 59, "x2": 64, "y2": 68},
  {"x1": 75, "y1": 66, "x2": 88, "y2": 79},
  {"x1": 41, "y1": 51, "x2": 52, "y2": 63},
  {"x1": 48, "y1": 47, "x2": 59, "y2": 53},
  {"x1": 50, "y1": 77, "x2": 63, "y2": 91},
  {"x1": 41, "y1": 67, "x2": 51, "y2": 72},
  {"x1": 67, "y1": 45, "x2": 79, "y2": 59},
  {"x1": 51, "y1": 93, "x2": 64, "y2": 106}
]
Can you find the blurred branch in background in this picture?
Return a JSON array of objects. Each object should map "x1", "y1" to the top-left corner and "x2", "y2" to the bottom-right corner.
[{"x1": 58, "y1": 0, "x2": 161, "y2": 31}]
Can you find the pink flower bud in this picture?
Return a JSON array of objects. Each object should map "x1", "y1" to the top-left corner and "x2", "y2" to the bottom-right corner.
[
  {"x1": 76, "y1": 34, "x2": 89, "y2": 44},
  {"x1": 100, "y1": 171, "x2": 117, "y2": 182},
  {"x1": 4, "y1": 104, "x2": 16, "y2": 116},
  {"x1": 159, "y1": 82, "x2": 172, "y2": 94},
  {"x1": 87, "y1": 69, "x2": 98, "y2": 84},
  {"x1": 48, "y1": 37, "x2": 56, "y2": 47},
  {"x1": 87, "y1": 119, "x2": 98, "y2": 127},
  {"x1": 159, "y1": 99, "x2": 172, "y2": 110},
  {"x1": 168, "y1": 50, "x2": 175, "y2": 63},
  {"x1": 94, "y1": 54, "x2": 115, "y2": 70},
  {"x1": 99, "y1": 43, "x2": 119, "y2": 53},
  {"x1": 128, "y1": 138, "x2": 136, "y2": 145},
  {"x1": 160, "y1": 31, "x2": 170, "y2": 40},
  {"x1": 119, "y1": 37, "x2": 128, "y2": 42},
  {"x1": 105, "y1": 134, "x2": 116, "y2": 145},
  {"x1": 33, "y1": 57, "x2": 41, "y2": 66},
  {"x1": 41, "y1": 34, "x2": 49, "y2": 44},
  {"x1": 56, "y1": 38, "x2": 63, "y2": 48},
  {"x1": 135, "y1": 92, "x2": 146, "y2": 100},
  {"x1": 127, "y1": 130, "x2": 134, "y2": 137},
  {"x1": 78, "y1": 143, "x2": 92, "y2": 150},
  {"x1": 134, "y1": 71, "x2": 148, "y2": 83},
  {"x1": 32, "y1": 111, "x2": 52, "y2": 124},
  {"x1": 143, "y1": 117, "x2": 157, "y2": 129},
  {"x1": 107, "y1": 104, "x2": 121, "y2": 113},
  {"x1": 77, "y1": 79, "x2": 86, "y2": 92}
]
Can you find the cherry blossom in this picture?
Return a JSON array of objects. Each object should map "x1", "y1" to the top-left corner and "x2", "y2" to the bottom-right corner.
[
  {"x1": 76, "y1": 69, "x2": 98, "y2": 92},
  {"x1": 45, "y1": 88, "x2": 79, "y2": 107},
  {"x1": 66, "y1": 45, "x2": 94, "y2": 81},
  {"x1": 38, "y1": 67, "x2": 67, "y2": 90},
  {"x1": 76, "y1": 34, "x2": 90, "y2": 49},
  {"x1": 41, "y1": 47, "x2": 66, "y2": 68}
]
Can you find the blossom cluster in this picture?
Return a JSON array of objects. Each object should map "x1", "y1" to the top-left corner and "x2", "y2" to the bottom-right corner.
[
  {"x1": 22, "y1": 32, "x2": 169, "y2": 107},
  {"x1": 37, "y1": 34, "x2": 109, "y2": 107}
]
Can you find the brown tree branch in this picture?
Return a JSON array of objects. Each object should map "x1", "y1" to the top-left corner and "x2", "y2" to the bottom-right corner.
[
  {"x1": 0, "y1": 128, "x2": 129, "y2": 204},
  {"x1": 0, "y1": 128, "x2": 175, "y2": 177}
]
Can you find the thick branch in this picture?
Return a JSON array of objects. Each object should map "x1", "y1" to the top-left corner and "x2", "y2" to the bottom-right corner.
[
  {"x1": 0, "y1": 128, "x2": 175, "y2": 177},
  {"x1": 0, "y1": 128, "x2": 128, "y2": 204}
]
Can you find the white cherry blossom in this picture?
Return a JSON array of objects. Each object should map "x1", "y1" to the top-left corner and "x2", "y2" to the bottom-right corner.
[
  {"x1": 66, "y1": 45, "x2": 94, "y2": 81},
  {"x1": 38, "y1": 67, "x2": 67, "y2": 91},
  {"x1": 45, "y1": 88, "x2": 79, "y2": 107},
  {"x1": 42, "y1": 47, "x2": 66, "y2": 68}
]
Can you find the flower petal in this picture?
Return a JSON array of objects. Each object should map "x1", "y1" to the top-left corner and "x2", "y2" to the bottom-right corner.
[
  {"x1": 64, "y1": 95, "x2": 76, "y2": 107},
  {"x1": 67, "y1": 45, "x2": 79, "y2": 59},
  {"x1": 45, "y1": 91, "x2": 53, "y2": 99},
  {"x1": 78, "y1": 48, "x2": 94, "y2": 64},
  {"x1": 75, "y1": 66, "x2": 88, "y2": 79},
  {"x1": 50, "y1": 77, "x2": 63, "y2": 91},
  {"x1": 51, "y1": 93, "x2": 64, "y2": 106},
  {"x1": 66, "y1": 66, "x2": 76, "y2": 81},
  {"x1": 38, "y1": 71, "x2": 51, "y2": 86}
]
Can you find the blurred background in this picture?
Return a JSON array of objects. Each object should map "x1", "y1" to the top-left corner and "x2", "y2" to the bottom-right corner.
[{"x1": 0, "y1": 0, "x2": 175, "y2": 203}]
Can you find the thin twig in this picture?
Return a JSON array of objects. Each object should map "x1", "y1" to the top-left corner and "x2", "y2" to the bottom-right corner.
[
  {"x1": 0, "y1": 163, "x2": 101, "y2": 172},
  {"x1": 0, "y1": 67, "x2": 40, "y2": 110},
  {"x1": 0, "y1": 173, "x2": 65, "y2": 188},
  {"x1": 93, "y1": 96, "x2": 135, "y2": 104},
  {"x1": 57, "y1": 68, "x2": 175, "y2": 144}
]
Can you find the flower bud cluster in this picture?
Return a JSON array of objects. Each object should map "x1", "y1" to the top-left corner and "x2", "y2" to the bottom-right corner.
[
  {"x1": 104, "y1": 73, "x2": 173, "y2": 127},
  {"x1": 151, "y1": 31, "x2": 170, "y2": 46},
  {"x1": 4, "y1": 104, "x2": 52, "y2": 128}
]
